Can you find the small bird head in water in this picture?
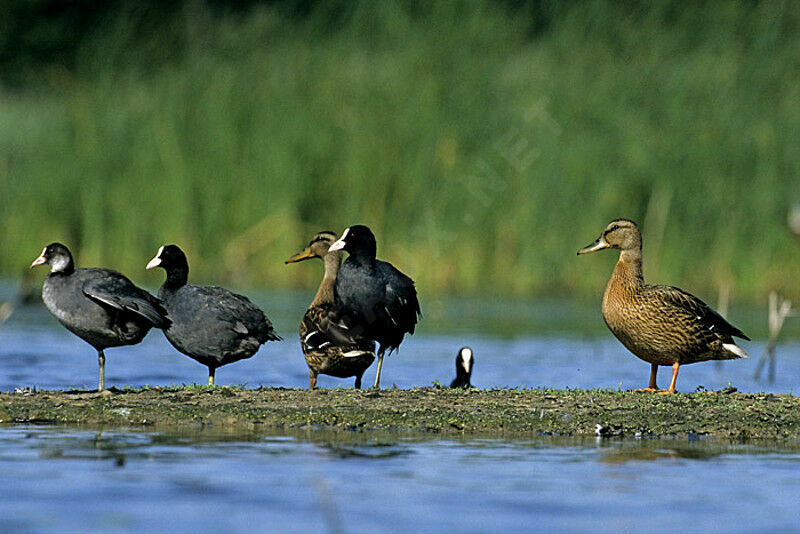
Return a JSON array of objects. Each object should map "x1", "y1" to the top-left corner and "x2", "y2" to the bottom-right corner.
[{"x1": 450, "y1": 347, "x2": 474, "y2": 389}]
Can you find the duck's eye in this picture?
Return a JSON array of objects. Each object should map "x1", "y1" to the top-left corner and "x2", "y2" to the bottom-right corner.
[{"x1": 609, "y1": 224, "x2": 619, "y2": 232}]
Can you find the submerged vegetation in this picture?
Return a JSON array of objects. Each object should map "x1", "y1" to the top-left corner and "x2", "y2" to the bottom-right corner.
[
  {"x1": 1, "y1": 1, "x2": 798, "y2": 301},
  {"x1": 2, "y1": 387, "x2": 799, "y2": 440}
]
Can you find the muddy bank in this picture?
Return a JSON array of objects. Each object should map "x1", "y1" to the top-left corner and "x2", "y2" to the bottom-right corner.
[{"x1": 1, "y1": 387, "x2": 798, "y2": 440}]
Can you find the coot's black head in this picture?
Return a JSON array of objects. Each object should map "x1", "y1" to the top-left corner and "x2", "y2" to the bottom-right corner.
[
  {"x1": 328, "y1": 225, "x2": 376, "y2": 258},
  {"x1": 31, "y1": 243, "x2": 74, "y2": 274},
  {"x1": 146, "y1": 244, "x2": 189, "y2": 286},
  {"x1": 285, "y1": 231, "x2": 339, "y2": 264}
]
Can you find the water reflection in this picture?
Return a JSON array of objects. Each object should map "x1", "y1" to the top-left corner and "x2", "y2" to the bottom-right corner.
[
  {"x1": 15, "y1": 424, "x2": 800, "y2": 464},
  {"x1": 596, "y1": 442, "x2": 722, "y2": 464}
]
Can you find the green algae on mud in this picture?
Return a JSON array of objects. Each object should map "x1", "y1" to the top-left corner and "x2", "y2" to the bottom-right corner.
[{"x1": 0, "y1": 387, "x2": 798, "y2": 440}]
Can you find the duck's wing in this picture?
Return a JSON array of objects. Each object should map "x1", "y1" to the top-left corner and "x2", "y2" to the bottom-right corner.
[
  {"x1": 82, "y1": 270, "x2": 170, "y2": 328},
  {"x1": 301, "y1": 307, "x2": 335, "y2": 351},
  {"x1": 653, "y1": 285, "x2": 750, "y2": 341},
  {"x1": 303, "y1": 305, "x2": 372, "y2": 351}
]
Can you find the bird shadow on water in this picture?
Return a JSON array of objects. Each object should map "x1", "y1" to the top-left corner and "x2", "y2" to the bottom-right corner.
[
  {"x1": 593, "y1": 437, "x2": 800, "y2": 464},
  {"x1": 317, "y1": 441, "x2": 413, "y2": 460}
]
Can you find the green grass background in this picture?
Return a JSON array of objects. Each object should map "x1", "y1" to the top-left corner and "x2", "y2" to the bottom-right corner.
[{"x1": 1, "y1": 1, "x2": 798, "y2": 302}]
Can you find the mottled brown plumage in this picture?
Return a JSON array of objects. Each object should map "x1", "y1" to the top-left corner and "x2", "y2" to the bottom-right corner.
[
  {"x1": 578, "y1": 218, "x2": 749, "y2": 393},
  {"x1": 285, "y1": 232, "x2": 375, "y2": 389}
]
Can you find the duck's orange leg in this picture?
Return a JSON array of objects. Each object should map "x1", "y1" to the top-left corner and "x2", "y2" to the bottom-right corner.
[
  {"x1": 658, "y1": 362, "x2": 679, "y2": 395},
  {"x1": 635, "y1": 363, "x2": 659, "y2": 392},
  {"x1": 309, "y1": 373, "x2": 317, "y2": 390}
]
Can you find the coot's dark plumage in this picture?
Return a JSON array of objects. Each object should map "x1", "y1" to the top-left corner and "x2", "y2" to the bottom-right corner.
[
  {"x1": 450, "y1": 347, "x2": 474, "y2": 389},
  {"x1": 328, "y1": 225, "x2": 421, "y2": 388},
  {"x1": 578, "y1": 219, "x2": 749, "y2": 393},
  {"x1": 285, "y1": 231, "x2": 375, "y2": 389},
  {"x1": 147, "y1": 245, "x2": 280, "y2": 385},
  {"x1": 31, "y1": 243, "x2": 169, "y2": 391}
]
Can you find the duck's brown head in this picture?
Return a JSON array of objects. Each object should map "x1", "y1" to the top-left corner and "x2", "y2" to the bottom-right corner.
[
  {"x1": 577, "y1": 218, "x2": 642, "y2": 255},
  {"x1": 285, "y1": 231, "x2": 339, "y2": 263}
]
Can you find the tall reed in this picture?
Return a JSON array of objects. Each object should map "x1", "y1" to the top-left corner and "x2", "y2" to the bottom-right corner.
[{"x1": 1, "y1": 1, "x2": 798, "y2": 301}]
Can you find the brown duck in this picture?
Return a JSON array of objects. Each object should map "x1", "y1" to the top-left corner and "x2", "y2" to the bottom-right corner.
[
  {"x1": 578, "y1": 219, "x2": 749, "y2": 394},
  {"x1": 285, "y1": 231, "x2": 375, "y2": 389}
]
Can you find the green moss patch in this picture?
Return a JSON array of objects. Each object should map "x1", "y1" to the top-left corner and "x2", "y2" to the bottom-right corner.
[{"x1": 1, "y1": 387, "x2": 798, "y2": 440}]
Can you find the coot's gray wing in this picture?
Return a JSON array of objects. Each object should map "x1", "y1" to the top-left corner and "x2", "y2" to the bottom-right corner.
[
  {"x1": 377, "y1": 261, "x2": 421, "y2": 336},
  {"x1": 333, "y1": 259, "x2": 421, "y2": 351},
  {"x1": 191, "y1": 286, "x2": 281, "y2": 343},
  {"x1": 82, "y1": 270, "x2": 169, "y2": 327}
]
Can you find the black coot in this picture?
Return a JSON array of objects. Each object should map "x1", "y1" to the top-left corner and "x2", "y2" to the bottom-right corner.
[
  {"x1": 31, "y1": 243, "x2": 169, "y2": 391},
  {"x1": 328, "y1": 225, "x2": 421, "y2": 388},
  {"x1": 449, "y1": 347, "x2": 474, "y2": 388},
  {"x1": 147, "y1": 245, "x2": 280, "y2": 385}
]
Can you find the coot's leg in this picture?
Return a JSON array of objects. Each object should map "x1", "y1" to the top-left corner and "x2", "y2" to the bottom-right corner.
[
  {"x1": 354, "y1": 373, "x2": 362, "y2": 390},
  {"x1": 372, "y1": 347, "x2": 385, "y2": 389},
  {"x1": 208, "y1": 366, "x2": 216, "y2": 386},
  {"x1": 97, "y1": 350, "x2": 106, "y2": 392}
]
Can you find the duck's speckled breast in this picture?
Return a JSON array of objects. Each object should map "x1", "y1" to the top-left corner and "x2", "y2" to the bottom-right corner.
[{"x1": 601, "y1": 260, "x2": 680, "y2": 366}]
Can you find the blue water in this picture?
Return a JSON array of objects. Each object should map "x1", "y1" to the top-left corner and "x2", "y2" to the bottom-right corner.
[
  {"x1": 2, "y1": 290, "x2": 800, "y2": 532},
  {"x1": 0, "y1": 426, "x2": 798, "y2": 533}
]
